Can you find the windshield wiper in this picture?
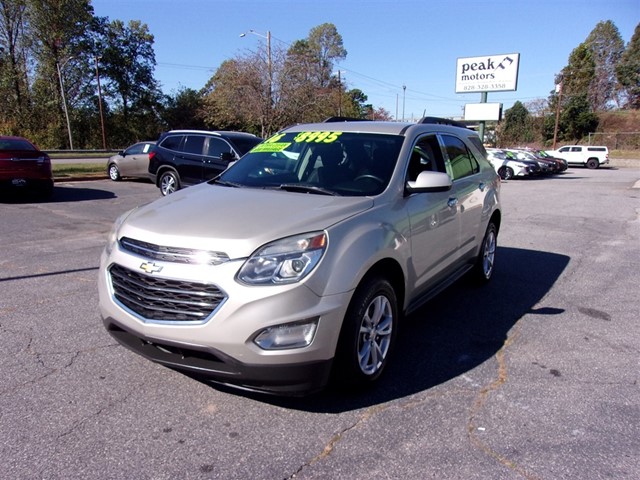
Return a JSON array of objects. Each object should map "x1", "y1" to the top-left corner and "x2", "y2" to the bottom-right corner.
[
  {"x1": 277, "y1": 183, "x2": 340, "y2": 196},
  {"x1": 212, "y1": 179, "x2": 244, "y2": 188}
]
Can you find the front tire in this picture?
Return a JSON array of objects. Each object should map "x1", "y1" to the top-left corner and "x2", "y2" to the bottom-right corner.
[
  {"x1": 498, "y1": 166, "x2": 514, "y2": 180},
  {"x1": 108, "y1": 163, "x2": 121, "y2": 181},
  {"x1": 334, "y1": 276, "x2": 398, "y2": 389},
  {"x1": 159, "y1": 170, "x2": 180, "y2": 196}
]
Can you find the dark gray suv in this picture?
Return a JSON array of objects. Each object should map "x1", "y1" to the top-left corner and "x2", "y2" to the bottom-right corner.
[{"x1": 148, "y1": 129, "x2": 262, "y2": 195}]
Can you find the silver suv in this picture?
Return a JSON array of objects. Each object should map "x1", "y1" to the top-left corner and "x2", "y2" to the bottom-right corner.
[{"x1": 98, "y1": 117, "x2": 502, "y2": 395}]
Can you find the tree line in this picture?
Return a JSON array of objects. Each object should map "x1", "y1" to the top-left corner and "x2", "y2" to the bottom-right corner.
[
  {"x1": 0, "y1": 0, "x2": 385, "y2": 149},
  {"x1": 1, "y1": 1, "x2": 638, "y2": 150},
  {"x1": 499, "y1": 20, "x2": 640, "y2": 148}
]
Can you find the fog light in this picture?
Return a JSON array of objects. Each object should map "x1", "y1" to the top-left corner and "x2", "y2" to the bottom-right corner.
[{"x1": 254, "y1": 319, "x2": 318, "y2": 350}]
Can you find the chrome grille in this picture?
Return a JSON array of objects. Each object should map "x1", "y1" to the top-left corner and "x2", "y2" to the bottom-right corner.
[
  {"x1": 109, "y1": 264, "x2": 226, "y2": 322},
  {"x1": 120, "y1": 237, "x2": 229, "y2": 265}
]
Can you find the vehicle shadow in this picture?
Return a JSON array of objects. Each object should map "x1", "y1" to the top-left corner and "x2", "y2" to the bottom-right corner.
[
  {"x1": 0, "y1": 185, "x2": 116, "y2": 203},
  {"x1": 222, "y1": 246, "x2": 570, "y2": 412}
]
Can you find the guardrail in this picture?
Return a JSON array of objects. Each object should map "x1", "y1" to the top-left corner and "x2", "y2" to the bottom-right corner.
[{"x1": 45, "y1": 149, "x2": 120, "y2": 155}]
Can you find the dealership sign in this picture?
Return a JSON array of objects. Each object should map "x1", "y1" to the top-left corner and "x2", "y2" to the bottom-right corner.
[{"x1": 455, "y1": 53, "x2": 520, "y2": 93}]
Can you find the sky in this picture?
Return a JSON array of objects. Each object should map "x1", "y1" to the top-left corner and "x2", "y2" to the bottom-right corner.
[{"x1": 91, "y1": 0, "x2": 639, "y2": 120}]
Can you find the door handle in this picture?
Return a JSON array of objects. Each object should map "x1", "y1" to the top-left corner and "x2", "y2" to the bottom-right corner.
[
  {"x1": 447, "y1": 198, "x2": 458, "y2": 208},
  {"x1": 479, "y1": 182, "x2": 486, "y2": 191}
]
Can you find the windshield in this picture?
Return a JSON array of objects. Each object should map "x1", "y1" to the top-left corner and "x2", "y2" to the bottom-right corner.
[{"x1": 216, "y1": 131, "x2": 404, "y2": 196}]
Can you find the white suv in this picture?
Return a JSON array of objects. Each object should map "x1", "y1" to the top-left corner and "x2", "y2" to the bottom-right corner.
[
  {"x1": 545, "y1": 145, "x2": 609, "y2": 169},
  {"x1": 98, "y1": 117, "x2": 502, "y2": 395}
]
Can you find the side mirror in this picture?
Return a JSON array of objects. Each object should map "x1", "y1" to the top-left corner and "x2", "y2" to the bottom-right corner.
[
  {"x1": 221, "y1": 151, "x2": 237, "y2": 162},
  {"x1": 406, "y1": 171, "x2": 452, "y2": 194}
]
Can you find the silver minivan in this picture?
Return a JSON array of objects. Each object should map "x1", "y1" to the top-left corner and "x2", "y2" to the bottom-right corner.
[{"x1": 98, "y1": 117, "x2": 501, "y2": 395}]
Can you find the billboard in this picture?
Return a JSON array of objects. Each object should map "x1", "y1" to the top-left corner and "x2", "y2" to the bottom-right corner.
[
  {"x1": 464, "y1": 103, "x2": 503, "y2": 121},
  {"x1": 455, "y1": 53, "x2": 520, "y2": 93}
]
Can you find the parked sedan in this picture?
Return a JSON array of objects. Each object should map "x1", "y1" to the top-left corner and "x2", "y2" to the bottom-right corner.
[
  {"x1": 107, "y1": 141, "x2": 156, "y2": 181},
  {"x1": 486, "y1": 148, "x2": 534, "y2": 179},
  {"x1": 535, "y1": 150, "x2": 568, "y2": 171},
  {"x1": 508, "y1": 149, "x2": 557, "y2": 174},
  {"x1": 0, "y1": 135, "x2": 54, "y2": 199}
]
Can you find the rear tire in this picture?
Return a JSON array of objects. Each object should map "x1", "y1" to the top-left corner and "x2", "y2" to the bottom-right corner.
[
  {"x1": 334, "y1": 276, "x2": 398, "y2": 389},
  {"x1": 472, "y1": 221, "x2": 497, "y2": 284},
  {"x1": 586, "y1": 158, "x2": 599, "y2": 169},
  {"x1": 498, "y1": 166, "x2": 514, "y2": 180},
  {"x1": 159, "y1": 170, "x2": 180, "y2": 196}
]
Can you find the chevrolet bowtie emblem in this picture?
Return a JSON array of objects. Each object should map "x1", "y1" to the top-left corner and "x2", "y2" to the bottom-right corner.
[{"x1": 140, "y1": 262, "x2": 163, "y2": 274}]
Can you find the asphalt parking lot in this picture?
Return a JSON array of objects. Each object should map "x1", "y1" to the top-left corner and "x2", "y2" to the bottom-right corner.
[{"x1": 1, "y1": 168, "x2": 639, "y2": 479}]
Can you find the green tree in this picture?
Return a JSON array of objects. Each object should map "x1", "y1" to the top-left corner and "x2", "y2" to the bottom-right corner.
[
  {"x1": 0, "y1": 0, "x2": 30, "y2": 133},
  {"x1": 27, "y1": 0, "x2": 95, "y2": 147},
  {"x1": 91, "y1": 18, "x2": 163, "y2": 145},
  {"x1": 342, "y1": 88, "x2": 369, "y2": 118},
  {"x1": 162, "y1": 87, "x2": 206, "y2": 130},
  {"x1": 306, "y1": 23, "x2": 347, "y2": 87},
  {"x1": 585, "y1": 20, "x2": 625, "y2": 110},
  {"x1": 545, "y1": 43, "x2": 598, "y2": 145},
  {"x1": 201, "y1": 55, "x2": 267, "y2": 135},
  {"x1": 616, "y1": 23, "x2": 640, "y2": 109},
  {"x1": 560, "y1": 43, "x2": 596, "y2": 101},
  {"x1": 203, "y1": 23, "x2": 351, "y2": 134},
  {"x1": 96, "y1": 19, "x2": 159, "y2": 119},
  {"x1": 500, "y1": 101, "x2": 533, "y2": 145},
  {"x1": 561, "y1": 94, "x2": 599, "y2": 140}
]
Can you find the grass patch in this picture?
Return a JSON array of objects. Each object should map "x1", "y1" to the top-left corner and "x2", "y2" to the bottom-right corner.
[
  {"x1": 611, "y1": 150, "x2": 640, "y2": 160},
  {"x1": 52, "y1": 163, "x2": 107, "y2": 177},
  {"x1": 48, "y1": 152, "x2": 115, "y2": 159}
]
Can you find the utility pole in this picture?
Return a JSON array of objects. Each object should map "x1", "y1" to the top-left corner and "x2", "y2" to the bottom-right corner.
[
  {"x1": 337, "y1": 70, "x2": 342, "y2": 116},
  {"x1": 95, "y1": 56, "x2": 107, "y2": 150},
  {"x1": 402, "y1": 85, "x2": 406, "y2": 122},
  {"x1": 552, "y1": 81, "x2": 563, "y2": 150},
  {"x1": 56, "y1": 59, "x2": 74, "y2": 150}
]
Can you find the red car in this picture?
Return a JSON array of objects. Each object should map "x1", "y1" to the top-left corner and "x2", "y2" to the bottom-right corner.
[{"x1": 0, "y1": 135, "x2": 54, "y2": 199}]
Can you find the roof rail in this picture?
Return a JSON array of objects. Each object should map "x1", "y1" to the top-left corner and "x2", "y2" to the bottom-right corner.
[
  {"x1": 323, "y1": 116, "x2": 371, "y2": 123},
  {"x1": 418, "y1": 116, "x2": 468, "y2": 129}
]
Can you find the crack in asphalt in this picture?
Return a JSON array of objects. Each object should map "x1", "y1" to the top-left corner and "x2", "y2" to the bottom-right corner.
[
  {"x1": 0, "y1": 343, "x2": 119, "y2": 396},
  {"x1": 285, "y1": 404, "x2": 387, "y2": 479},
  {"x1": 466, "y1": 323, "x2": 541, "y2": 480}
]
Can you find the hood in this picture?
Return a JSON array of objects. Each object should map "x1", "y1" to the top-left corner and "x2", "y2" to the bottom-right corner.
[{"x1": 119, "y1": 182, "x2": 373, "y2": 259}]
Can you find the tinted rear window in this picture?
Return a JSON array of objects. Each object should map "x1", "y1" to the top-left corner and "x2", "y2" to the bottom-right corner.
[
  {"x1": 587, "y1": 147, "x2": 607, "y2": 151},
  {"x1": 183, "y1": 135, "x2": 206, "y2": 155},
  {"x1": 229, "y1": 136, "x2": 263, "y2": 155},
  {"x1": 0, "y1": 138, "x2": 37, "y2": 151}
]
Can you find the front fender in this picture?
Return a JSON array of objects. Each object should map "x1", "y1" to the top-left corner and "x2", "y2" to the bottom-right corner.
[{"x1": 304, "y1": 207, "x2": 410, "y2": 297}]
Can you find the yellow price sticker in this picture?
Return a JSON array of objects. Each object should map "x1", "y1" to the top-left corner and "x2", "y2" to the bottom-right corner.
[
  {"x1": 293, "y1": 131, "x2": 343, "y2": 143},
  {"x1": 264, "y1": 133, "x2": 287, "y2": 143},
  {"x1": 251, "y1": 142, "x2": 292, "y2": 153}
]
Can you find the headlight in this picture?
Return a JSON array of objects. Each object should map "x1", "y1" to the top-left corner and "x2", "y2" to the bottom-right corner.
[
  {"x1": 104, "y1": 209, "x2": 136, "y2": 255},
  {"x1": 237, "y1": 231, "x2": 327, "y2": 285}
]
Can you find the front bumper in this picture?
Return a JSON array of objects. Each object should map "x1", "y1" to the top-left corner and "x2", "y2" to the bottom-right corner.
[
  {"x1": 98, "y1": 246, "x2": 350, "y2": 395},
  {"x1": 104, "y1": 318, "x2": 333, "y2": 395}
]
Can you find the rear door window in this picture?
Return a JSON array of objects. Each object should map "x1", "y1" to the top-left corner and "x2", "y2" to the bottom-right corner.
[
  {"x1": 440, "y1": 134, "x2": 479, "y2": 180},
  {"x1": 183, "y1": 135, "x2": 206, "y2": 155}
]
